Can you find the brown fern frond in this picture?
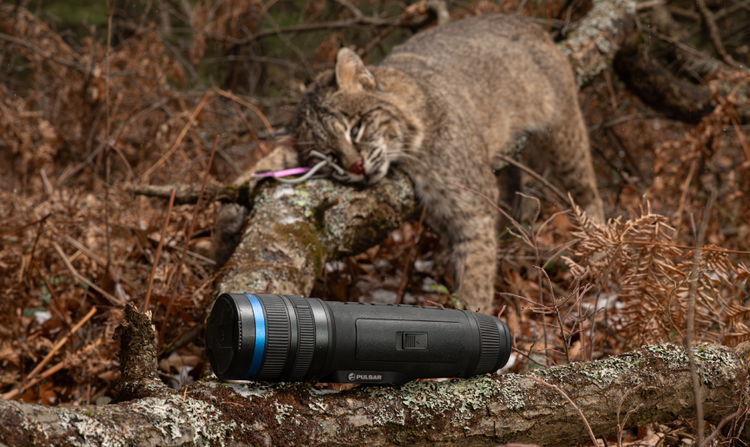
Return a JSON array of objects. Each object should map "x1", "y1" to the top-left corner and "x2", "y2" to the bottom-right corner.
[{"x1": 565, "y1": 207, "x2": 746, "y2": 348}]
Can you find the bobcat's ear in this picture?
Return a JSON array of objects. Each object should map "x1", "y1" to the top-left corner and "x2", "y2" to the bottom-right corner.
[{"x1": 335, "y1": 48, "x2": 376, "y2": 91}]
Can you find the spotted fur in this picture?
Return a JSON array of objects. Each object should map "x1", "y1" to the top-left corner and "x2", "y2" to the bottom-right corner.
[{"x1": 293, "y1": 13, "x2": 605, "y2": 313}]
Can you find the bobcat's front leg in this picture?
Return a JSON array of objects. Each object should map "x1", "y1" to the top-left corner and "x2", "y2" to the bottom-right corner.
[{"x1": 448, "y1": 214, "x2": 497, "y2": 314}]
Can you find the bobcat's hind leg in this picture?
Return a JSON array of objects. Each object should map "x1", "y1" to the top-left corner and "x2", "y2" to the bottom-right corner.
[{"x1": 544, "y1": 111, "x2": 604, "y2": 223}]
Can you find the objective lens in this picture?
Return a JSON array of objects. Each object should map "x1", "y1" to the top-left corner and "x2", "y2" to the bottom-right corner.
[{"x1": 206, "y1": 293, "x2": 511, "y2": 384}]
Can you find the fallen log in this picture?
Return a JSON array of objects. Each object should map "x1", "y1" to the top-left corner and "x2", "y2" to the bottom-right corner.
[
  {"x1": 216, "y1": 168, "x2": 420, "y2": 296},
  {"x1": 0, "y1": 305, "x2": 747, "y2": 446}
]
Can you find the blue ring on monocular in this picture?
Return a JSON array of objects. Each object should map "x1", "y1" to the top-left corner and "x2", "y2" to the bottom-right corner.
[{"x1": 244, "y1": 294, "x2": 266, "y2": 379}]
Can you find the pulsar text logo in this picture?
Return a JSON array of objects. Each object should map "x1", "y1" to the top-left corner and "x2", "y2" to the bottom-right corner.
[{"x1": 347, "y1": 373, "x2": 383, "y2": 381}]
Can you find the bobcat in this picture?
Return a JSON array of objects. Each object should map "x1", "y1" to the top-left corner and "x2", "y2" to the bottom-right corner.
[{"x1": 216, "y1": 13, "x2": 604, "y2": 314}]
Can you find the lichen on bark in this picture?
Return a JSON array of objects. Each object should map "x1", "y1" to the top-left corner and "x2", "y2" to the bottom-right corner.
[
  {"x1": 2, "y1": 342, "x2": 745, "y2": 446},
  {"x1": 217, "y1": 168, "x2": 419, "y2": 297}
]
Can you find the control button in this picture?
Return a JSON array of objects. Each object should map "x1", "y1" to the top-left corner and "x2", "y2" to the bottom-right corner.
[{"x1": 402, "y1": 333, "x2": 427, "y2": 350}]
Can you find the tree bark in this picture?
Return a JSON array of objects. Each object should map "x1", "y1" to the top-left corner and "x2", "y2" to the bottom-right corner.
[
  {"x1": 216, "y1": 168, "x2": 420, "y2": 296},
  {"x1": 556, "y1": 0, "x2": 636, "y2": 88},
  {"x1": 1, "y1": 307, "x2": 747, "y2": 446}
]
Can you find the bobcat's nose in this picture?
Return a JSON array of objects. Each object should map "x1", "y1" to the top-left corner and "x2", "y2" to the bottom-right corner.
[{"x1": 349, "y1": 160, "x2": 365, "y2": 176}]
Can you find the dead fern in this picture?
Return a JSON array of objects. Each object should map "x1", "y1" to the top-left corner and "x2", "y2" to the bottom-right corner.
[{"x1": 564, "y1": 204, "x2": 750, "y2": 347}]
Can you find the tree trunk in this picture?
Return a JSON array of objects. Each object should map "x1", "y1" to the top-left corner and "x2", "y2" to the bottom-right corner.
[{"x1": 1, "y1": 305, "x2": 747, "y2": 446}]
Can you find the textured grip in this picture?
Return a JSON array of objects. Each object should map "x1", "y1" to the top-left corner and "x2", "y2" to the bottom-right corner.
[
  {"x1": 255, "y1": 295, "x2": 290, "y2": 380},
  {"x1": 288, "y1": 296, "x2": 316, "y2": 381},
  {"x1": 472, "y1": 314, "x2": 502, "y2": 375}
]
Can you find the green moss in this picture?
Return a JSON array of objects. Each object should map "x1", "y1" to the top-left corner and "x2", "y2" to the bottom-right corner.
[
  {"x1": 273, "y1": 222, "x2": 324, "y2": 273},
  {"x1": 311, "y1": 199, "x2": 337, "y2": 231}
]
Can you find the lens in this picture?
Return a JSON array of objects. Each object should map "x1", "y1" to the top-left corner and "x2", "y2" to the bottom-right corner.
[
  {"x1": 206, "y1": 294, "x2": 322, "y2": 381},
  {"x1": 206, "y1": 293, "x2": 511, "y2": 383}
]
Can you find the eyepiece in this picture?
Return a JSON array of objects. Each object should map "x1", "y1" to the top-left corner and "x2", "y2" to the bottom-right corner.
[{"x1": 206, "y1": 293, "x2": 511, "y2": 384}]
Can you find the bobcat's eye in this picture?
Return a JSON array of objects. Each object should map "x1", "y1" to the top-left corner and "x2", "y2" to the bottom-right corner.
[{"x1": 350, "y1": 123, "x2": 361, "y2": 142}]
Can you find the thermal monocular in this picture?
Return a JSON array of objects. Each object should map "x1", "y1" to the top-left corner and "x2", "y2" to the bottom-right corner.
[{"x1": 206, "y1": 293, "x2": 511, "y2": 384}]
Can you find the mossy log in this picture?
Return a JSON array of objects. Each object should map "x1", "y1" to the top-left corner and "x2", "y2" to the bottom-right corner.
[
  {"x1": 1, "y1": 305, "x2": 748, "y2": 446},
  {"x1": 217, "y1": 168, "x2": 420, "y2": 296}
]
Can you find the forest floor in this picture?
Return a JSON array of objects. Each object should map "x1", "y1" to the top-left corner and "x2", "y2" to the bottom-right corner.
[{"x1": 1, "y1": 0, "x2": 749, "y2": 445}]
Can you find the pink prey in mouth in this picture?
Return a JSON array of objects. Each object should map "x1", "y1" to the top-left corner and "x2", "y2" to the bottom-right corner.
[{"x1": 349, "y1": 160, "x2": 365, "y2": 176}]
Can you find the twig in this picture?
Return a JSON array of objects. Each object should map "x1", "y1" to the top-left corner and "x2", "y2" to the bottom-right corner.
[
  {"x1": 635, "y1": 0, "x2": 665, "y2": 10},
  {"x1": 448, "y1": 181, "x2": 532, "y2": 247},
  {"x1": 147, "y1": 234, "x2": 217, "y2": 265},
  {"x1": 333, "y1": 0, "x2": 363, "y2": 18},
  {"x1": 36, "y1": 268, "x2": 72, "y2": 329},
  {"x1": 0, "y1": 32, "x2": 85, "y2": 71},
  {"x1": 536, "y1": 265, "x2": 571, "y2": 364},
  {"x1": 650, "y1": 30, "x2": 731, "y2": 71},
  {"x1": 212, "y1": 87, "x2": 274, "y2": 135},
  {"x1": 512, "y1": 346, "x2": 548, "y2": 367},
  {"x1": 52, "y1": 242, "x2": 124, "y2": 306},
  {"x1": 684, "y1": 187, "x2": 716, "y2": 447},
  {"x1": 496, "y1": 154, "x2": 571, "y2": 207},
  {"x1": 160, "y1": 324, "x2": 202, "y2": 358},
  {"x1": 143, "y1": 92, "x2": 214, "y2": 179},
  {"x1": 603, "y1": 70, "x2": 618, "y2": 112},
  {"x1": 232, "y1": 102, "x2": 261, "y2": 148},
  {"x1": 728, "y1": 107, "x2": 750, "y2": 163},
  {"x1": 396, "y1": 206, "x2": 427, "y2": 305},
  {"x1": 104, "y1": 0, "x2": 114, "y2": 269},
  {"x1": 215, "y1": 15, "x2": 400, "y2": 46},
  {"x1": 260, "y1": 12, "x2": 315, "y2": 78},
  {"x1": 694, "y1": 0, "x2": 738, "y2": 67},
  {"x1": 527, "y1": 376, "x2": 599, "y2": 446},
  {"x1": 616, "y1": 383, "x2": 644, "y2": 447},
  {"x1": 3, "y1": 361, "x2": 66, "y2": 400},
  {"x1": 701, "y1": 408, "x2": 745, "y2": 447},
  {"x1": 158, "y1": 136, "x2": 220, "y2": 349},
  {"x1": 1, "y1": 306, "x2": 97, "y2": 400},
  {"x1": 62, "y1": 235, "x2": 138, "y2": 291},
  {"x1": 517, "y1": 194, "x2": 550, "y2": 366},
  {"x1": 621, "y1": 239, "x2": 750, "y2": 255},
  {"x1": 129, "y1": 183, "x2": 241, "y2": 205},
  {"x1": 666, "y1": 5, "x2": 701, "y2": 21},
  {"x1": 675, "y1": 158, "x2": 697, "y2": 238},
  {"x1": 143, "y1": 189, "x2": 176, "y2": 312},
  {"x1": 100, "y1": 138, "x2": 136, "y2": 180},
  {"x1": 0, "y1": 213, "x2": 52, "y2": 239},
  {"x1": 499, "y1": 292, "x2": 553, "y2": 311}
]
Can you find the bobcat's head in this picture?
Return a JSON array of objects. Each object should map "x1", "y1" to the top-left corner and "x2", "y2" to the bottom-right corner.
[{"x1": 292, "y1": 48, "x2": 423, "y2": 184}]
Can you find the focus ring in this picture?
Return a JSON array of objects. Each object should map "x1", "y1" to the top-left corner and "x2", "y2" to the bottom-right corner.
[
  {"x1": 255, "y1": 295, "x2": 290, "y2": 381},
  {"x1": 473, "y1": 314, "x2": 501, "y2": 375},
  {"x1": 288, "y1": 296, "x2": 315, "y2": 381}
]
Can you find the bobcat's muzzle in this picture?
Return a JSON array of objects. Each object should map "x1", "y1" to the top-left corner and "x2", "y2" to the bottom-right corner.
[{"x1": 349, "y1": 160, "x2": 365, "y2": 175}]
